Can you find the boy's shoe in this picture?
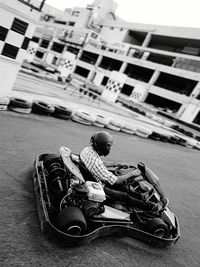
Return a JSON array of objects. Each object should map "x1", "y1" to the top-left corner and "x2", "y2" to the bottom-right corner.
[
  {"x1": 141, "y1": 188, "x2": 155, "y2": 202},
  {"x1": 149, "y1": 202, "x2": 163, "y2": 214}
]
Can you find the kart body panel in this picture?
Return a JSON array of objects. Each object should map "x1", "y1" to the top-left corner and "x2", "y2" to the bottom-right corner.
[{"x1": 33, "y1": 152, "x2": 180, "y2": 248}]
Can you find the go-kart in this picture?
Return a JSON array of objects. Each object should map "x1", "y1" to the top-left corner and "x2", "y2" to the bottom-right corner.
[{"x1": 32, "y1": 147, "x2": 180, "y2": 247}]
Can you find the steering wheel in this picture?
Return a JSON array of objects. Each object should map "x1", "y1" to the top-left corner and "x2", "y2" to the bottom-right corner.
[{"x1": 114, "y1": 164, "x2": 136, "y2": 176}]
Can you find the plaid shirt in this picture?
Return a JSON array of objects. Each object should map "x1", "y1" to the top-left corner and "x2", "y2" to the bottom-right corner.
[{"x1": 80, "y1": 146, "x2": 117, "y2": 185}]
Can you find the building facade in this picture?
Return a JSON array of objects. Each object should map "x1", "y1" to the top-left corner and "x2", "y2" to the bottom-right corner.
[{"x1": 31, "y1": 0, "x2": 200, "y2": 126}]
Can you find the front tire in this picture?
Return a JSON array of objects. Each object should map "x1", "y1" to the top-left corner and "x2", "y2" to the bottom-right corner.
[{"x1": 145, "y1": 218, "x2": 168, "y2": 238}]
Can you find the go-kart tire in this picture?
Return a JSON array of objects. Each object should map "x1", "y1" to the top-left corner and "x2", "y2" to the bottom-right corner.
[
  {"x1": 0, "y1": 105, "x2": 8, "y2": 111},
  {"x1": 8, "y1": 107, "x2": 32, "y2": 114},
  {"x1": 92, "y1": 121, "x2": 105, "y2": 128},
  {"x1": 57, "y1": 206, "x2": 87, "y2": 236},
  {"x1": 145, "y1": 218, "x2": 168, "y2": 238},
  {"x1": 71, "y1": 114, "x2": 92, "y2": 125},
  {"x1": 9, "y1": 97, "x2": 32, "y2": 109},
  {"x1": 95, "y1": 114, "x2": 110, "y2": 126},
  {"x1": 52, "y1": 112, "x2": 71, "y2": 120},
  {"x1": 54, "y1": 105, "x2": 72, "y2": 116},
  {"x1": 74, "y1": 110, "x2": 96, "y2": 123},
  {"x1": 32, "y1": 101, "x2": 55, "y2": 115},
  {"x1": 135, "y1": 131, "x2": 149, "y2": 138},
  {"x1": 43, "y1": 154, "x2": 61, "y2": 170},
  {"x1": 106, "y1": 124, "x2": 121, "y2": 132},
  {"x1": 109, "y1": 119, "x2": 124, "y2": 128},
  {"x1": 0, "y1": 97, "x2": 10, "y2": 105}
]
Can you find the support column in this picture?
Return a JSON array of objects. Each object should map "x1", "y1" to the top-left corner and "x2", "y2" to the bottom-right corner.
[
  {"x1": 142, "y1": 70, "x2": 160, "y2": 102},
  {"x1": 119, "y1": 62, "x2": 127, "y2": 73},
  {"x1": 149, "y1": 69, "x2": 160, "y2": 85},
  {"x1": 177, "y1": 81, "x2": 200, "y2": 118},
  {"x1": 142, "y1": 32, "x2": 152, "y2": 47},
  {"x1": 95, "y1": 54, "x2": 103, "y2": 67}
]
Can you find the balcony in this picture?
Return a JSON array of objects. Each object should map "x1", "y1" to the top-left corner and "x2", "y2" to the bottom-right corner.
[{"x1": 17, "y1": 0, "x2": 46, "y2": 11}]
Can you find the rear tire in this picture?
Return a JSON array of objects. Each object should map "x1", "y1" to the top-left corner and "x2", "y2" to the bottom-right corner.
[
  {"x1": 43, "y1": 154, "x2": 62, "y2": 171},
  {"x1": 57, "y1": 207, "x2": 87, "y2": 236}
]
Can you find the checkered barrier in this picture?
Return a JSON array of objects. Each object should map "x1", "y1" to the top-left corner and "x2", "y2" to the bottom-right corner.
[
  {"x1": 0, "y1": 16, "x2": 36, "y2": 62},
  {"x1": 130, "y1": 90, "x2": 143, "y2": 102},
  {"x1": 105, "y1": 79, "x2": 123, "y2": 93}
]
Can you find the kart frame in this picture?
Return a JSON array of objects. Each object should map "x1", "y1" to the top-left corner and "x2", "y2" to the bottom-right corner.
[{"x1": 33, "y1": 154, "x2": 180, "y2": 248}]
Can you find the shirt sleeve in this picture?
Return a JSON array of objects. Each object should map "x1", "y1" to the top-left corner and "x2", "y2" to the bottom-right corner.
[
  {"x1": 80, "y1": 147, "x2": 117, "y2": 185},
  {"x1": 92, "y1": 157, "x2": 117, "y2": 185}
]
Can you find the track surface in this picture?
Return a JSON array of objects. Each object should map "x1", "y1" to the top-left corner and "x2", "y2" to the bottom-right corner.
[{"x1": 0, "y1": 111, "x2": 199, "y2": 267}]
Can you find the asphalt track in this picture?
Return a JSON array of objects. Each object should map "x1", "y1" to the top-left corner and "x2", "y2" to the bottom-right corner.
[{"x1": 0, "y1": 111, "x2": 199, "y2": 267}]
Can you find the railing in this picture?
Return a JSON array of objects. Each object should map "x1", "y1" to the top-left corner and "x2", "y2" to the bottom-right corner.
[{"x1": 17, "y1": 0, "x2": 46, "y2": 12}]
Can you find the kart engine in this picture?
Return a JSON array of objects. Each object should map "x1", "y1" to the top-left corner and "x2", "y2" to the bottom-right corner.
[
  {"x1": 44, "y1": 154, "x2": 105, "y2": 217},
  {"x1": 71, "y1": 183, "x2": 105, "y2": 217}
]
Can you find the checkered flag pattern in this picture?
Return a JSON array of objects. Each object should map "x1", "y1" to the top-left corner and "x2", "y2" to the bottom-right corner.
[
  {"x1": 0, "y1": 16, "x2": 35, "y2": 63},
  {"x1": 105, "y1": 79, "x2": 122, "y2": 93},
  {"x1": 130, "y1": 90, "x2": 143, "y2": 101},
  {"x1": 27, "y1": 47, "x2": 36, "y2": 55},
  {"x1": 59, "y1": 58, "x2": 74, "y2": 70},
  {"x1": 64, "y1": 59, "x2": 74, "y2": 70}
]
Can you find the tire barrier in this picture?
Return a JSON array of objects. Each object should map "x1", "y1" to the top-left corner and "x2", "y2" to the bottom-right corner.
[
  {"x1": 0, "y1": 97, "x2": 10, "y2": 111},
  {"x1": 52, "y1": 105, "x2": 72, "y2": 120},
  {"x1": 8, "y1": 107, "x2": 32, "y2": 114},
  {"x1": 135, "y1": 126, "x2": 153, "y2": 138},
  {"x1": 93, "y1": 121, "x2": 105, "y2": 128},
  {"x1": 9, "y1": 97, "x2": 32, "y2": 109},
  {"x1": 8, "y1": 97, "x2": 32, "y2": 114},
  {"x1": 71, "y1": 114, "x2": 92, "y2": 125},
  {"x1": 32, "y1": 101, "x2": 55, "y2": 115},
  {"x1": 0, "y1": 97, "x2": 10, "y2": 105},
  {"x1": 71, "y1": 110, "x2": 96, "y2": 126},
  {"x1": 194, "y1": 142, "x2": 200, "y2": 150},
  {"x1": 149, "y1": 131, "x2": 163, "y2": 141},
  {"x1": 0, "y1": 105, "x2": 7, "y2": 111},
  {"x1": 121, "y1": 123, "x2": 138, "y2": 135},
  {"x1": 4, "y1": 97, "x2": 200, "y2": 150},
  {"x1": 168, "y1": 135, "x2": 180, "y2": 144},
  {"x1": 106, "y1": 124, "x2": 121, "y2": 132},
  {"x1": 106, "y1": 119, "x2": 124, "y2": 132},
  {"x1": 93, "y1": 114, "x2": 111, "y2": 128},
  {"x1": 74, "y1": 110, "x2": 96, "y2": 123}
]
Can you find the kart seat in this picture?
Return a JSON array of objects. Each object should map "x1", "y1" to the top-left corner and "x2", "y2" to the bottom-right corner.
[
  {"x1": 78, "y1": 162, "x2": 97, "y2": 183},
  {"x1": 70, "y1": 154, "x2": 96, "y2": 182}
]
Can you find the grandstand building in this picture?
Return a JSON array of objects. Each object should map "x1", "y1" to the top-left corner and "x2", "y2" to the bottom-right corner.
[{"x1": 31, "y1": 0, "x2": 200, "y2": 126}]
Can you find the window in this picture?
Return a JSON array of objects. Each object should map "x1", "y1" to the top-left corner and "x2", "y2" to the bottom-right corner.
[
  {"x1": 1, "y1": 43, "x2": 19, "y2": 59},
  {"x1": 0, "y1": 26, "x2": 8, "y2": 41},
  {"x1": 35, "y1": 50, "x2": 44, "y2": 59},
  {"x1": 51, "y1": 42, "x2": 64, "y2": 53},
  {"x1": 32, "y1": 36, "x2": 40, "y2": 43},
  {"x1": 11, "y1": 18, "x2": 28, "y2": 35},
  {"x1": 40, "y1": 39, "x2": 50, "y2": 49},
  {"x1": 72, "y1": 11, "x2": 80, "y2": 17},
  {"x1": 68, "y1": 21, "x2": 75, "y2": 26},
  {"x1": 52, "y1": 56, "x2": 58, "y2": 65},
  {"x1": 54, "y1": 20, "x2": 66, "y2": 25},
  {"x1": 21, "y1": 37, "x2": 30, "y2": 50},
  {"x1": 101, "y1": 76, "x2": 109, "y2": 86}
]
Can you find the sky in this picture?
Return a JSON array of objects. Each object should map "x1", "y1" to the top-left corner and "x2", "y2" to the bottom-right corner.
[{"x1": 45, "y1": 0, "x2": 200, "y2": 29}]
